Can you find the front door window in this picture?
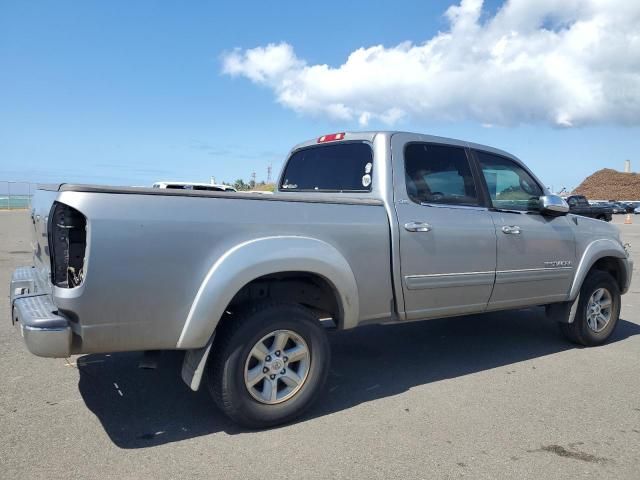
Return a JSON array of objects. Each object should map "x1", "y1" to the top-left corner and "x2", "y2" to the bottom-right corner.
[{"x1": 475, "y1": 151, "x2": 543, "y2": 212}]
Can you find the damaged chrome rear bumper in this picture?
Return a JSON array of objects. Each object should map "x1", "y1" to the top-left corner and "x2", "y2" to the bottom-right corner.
[{"x1": 10, "y1": 266, "x2": 72, "y2": 358}]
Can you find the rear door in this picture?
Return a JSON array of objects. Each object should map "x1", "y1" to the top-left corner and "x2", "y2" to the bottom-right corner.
[
  {"x1": 472, "y1": 150, "x2": 576, "y2": 310},
  {"x1": 391, "y1": 134, "x2": 497, "y2": 320}
]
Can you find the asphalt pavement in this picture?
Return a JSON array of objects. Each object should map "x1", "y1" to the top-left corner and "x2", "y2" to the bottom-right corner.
[{"x1": 1, "y1": 210, "x2": 639, "y2": 479}]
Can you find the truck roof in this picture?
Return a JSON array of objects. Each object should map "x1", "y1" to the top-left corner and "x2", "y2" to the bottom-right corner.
[{"x1": 290, "y1": 131, "x2": 520, "y2": 163}]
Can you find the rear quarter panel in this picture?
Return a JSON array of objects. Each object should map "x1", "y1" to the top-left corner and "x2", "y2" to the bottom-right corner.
[{"x1": 54, "y1": 191, "x2": 393, "y2": 353}]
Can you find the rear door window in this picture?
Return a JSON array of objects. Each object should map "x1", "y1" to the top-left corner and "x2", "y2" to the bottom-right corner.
[
  {"x1": 404, "y1": 143, "x2": 479, "y2": 206},
  {"x1": 280, "y1": 143, "x2": 373, "y2": 192}
]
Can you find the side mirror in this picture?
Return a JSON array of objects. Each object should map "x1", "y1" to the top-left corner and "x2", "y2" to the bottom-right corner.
[{"x1": 539, "y1": 195, "x2": 569, "y2": 216}]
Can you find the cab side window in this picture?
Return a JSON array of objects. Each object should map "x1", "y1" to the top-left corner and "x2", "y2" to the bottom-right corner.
[
  {"x1": 404, "y1": 143, "x2": 479, "y2": 206},
  {"x1": 475, "y1": 151, "x2": 543, "y2": 212}
]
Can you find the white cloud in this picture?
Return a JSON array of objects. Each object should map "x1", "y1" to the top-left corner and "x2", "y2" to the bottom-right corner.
[{"x1": 221, "y1": 0, "x2": 640, "y2": 127}]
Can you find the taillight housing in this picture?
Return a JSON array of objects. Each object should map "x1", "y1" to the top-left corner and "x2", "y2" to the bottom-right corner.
[
  {"x1": 49, "y1": 202, "x2": 87, "y2": 288},
  {"x1": 317, "y1": 132, "x2": 345, "y2": 143}
]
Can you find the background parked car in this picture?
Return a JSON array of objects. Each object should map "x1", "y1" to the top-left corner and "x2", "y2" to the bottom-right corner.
[
  {"x1": 152, "y1": 181, "x2": 237, "y2": 192},
  {"x1": 624, "y1": 201, "x2": 640, "y2": 213},
  {"x1": 565, "y1": 195, "x2": 613, "y2": 221},
  {"x1": 608, "y1": 202, "x2": 628, "y2": 214},
  {"x1": 606, "y1": 200, "x2": 634, "y2": 213}
]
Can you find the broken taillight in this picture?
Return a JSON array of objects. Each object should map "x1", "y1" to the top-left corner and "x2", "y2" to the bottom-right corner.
[{"x1": 49, "y1": 202, "x2": 87, "y2": 288}]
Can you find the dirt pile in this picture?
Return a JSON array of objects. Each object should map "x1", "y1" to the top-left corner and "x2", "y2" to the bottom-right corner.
[{"x1": 573, "y1": 168, "x2": 640, "y2": 200}]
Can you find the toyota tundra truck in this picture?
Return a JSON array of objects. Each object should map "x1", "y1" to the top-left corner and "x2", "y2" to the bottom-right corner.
[{"x1": 10, "y1": 131, "x2": 633, "y2": 428}]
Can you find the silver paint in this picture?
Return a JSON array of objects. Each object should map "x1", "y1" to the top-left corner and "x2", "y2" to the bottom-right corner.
[{"x1": 9, "y1": 131, "x2": 633, "y2": 369}]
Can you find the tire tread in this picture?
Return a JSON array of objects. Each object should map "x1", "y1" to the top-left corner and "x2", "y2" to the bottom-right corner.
[
  {"x1": 207, "y1": 301, "x2": 328, "y2": 428},
  {"x1": 559, "y1": 270, "x2": 620, "y2": 346}
]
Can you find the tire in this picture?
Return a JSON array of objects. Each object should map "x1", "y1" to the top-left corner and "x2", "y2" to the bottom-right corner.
[
  {"x1": 207, "y1": 302, "x2": 330, "y2": 428},
  {"x1": 559, "y1": 271, "x2": 621, "y2": 346},
  {"x1": 596, "y1": 214, "x2": 606, "y2": 221}
]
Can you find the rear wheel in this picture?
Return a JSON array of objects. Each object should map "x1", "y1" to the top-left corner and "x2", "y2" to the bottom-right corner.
[
  {"x1": 559, "y1": 271, "x2": 620, "y2": 346},
  {"x1": 207, "y1": 302, "x2": 330, "y2": 428}
]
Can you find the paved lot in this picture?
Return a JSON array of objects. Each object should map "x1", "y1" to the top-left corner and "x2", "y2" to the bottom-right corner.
[{"x1": 1, "y1": 210, "x2": 639, "y2": 479}]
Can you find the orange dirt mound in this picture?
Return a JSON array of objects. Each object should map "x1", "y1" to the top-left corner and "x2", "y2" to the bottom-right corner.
[{"x1": 573, "y1": 169, "x2": 640, "y2": 200}]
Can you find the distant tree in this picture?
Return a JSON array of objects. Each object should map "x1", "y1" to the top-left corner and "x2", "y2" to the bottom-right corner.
[
  {"x1": 251, "y1": 182, "x2": 276, "y2": 192},
  {"x1": 233, "y1": 179, "x2": 248, "y2": 191},
  {"x1": 230, "y1": 178, "x2": 275, "y2": 191}
]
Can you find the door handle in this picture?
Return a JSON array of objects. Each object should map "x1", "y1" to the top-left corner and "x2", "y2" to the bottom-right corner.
[
  {"x1": 501, "y1": 225, "x2": 521, "y2": 235},
  {"x1": 404, "y1": 221, "x2": 432, "y2": 232}
]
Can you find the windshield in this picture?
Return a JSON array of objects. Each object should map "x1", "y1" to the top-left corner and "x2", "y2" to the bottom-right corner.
[{"x1": 280, "y1": 142, "x2": 373, "y2": 192}]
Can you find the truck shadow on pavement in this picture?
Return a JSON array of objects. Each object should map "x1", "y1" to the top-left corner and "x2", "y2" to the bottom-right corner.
[{"x1": 77, "y1": 308, "x2": 640, "y2": 449}]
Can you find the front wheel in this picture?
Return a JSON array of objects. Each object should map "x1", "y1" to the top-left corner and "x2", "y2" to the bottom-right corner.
[
  {"x1": 207, "y1": 302, "x2": 330, "y2": 428},
  {"x1": 559, "y1": 271, "x2": 621, "y2": 346}
]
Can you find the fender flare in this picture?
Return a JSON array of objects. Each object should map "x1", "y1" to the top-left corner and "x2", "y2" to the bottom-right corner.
[
  {"x1": 176, "y1": 236, "x2": 359, "y2": 349},
  {"x1": 568, "y1": 239, "x2": 629, "y2": 300}
]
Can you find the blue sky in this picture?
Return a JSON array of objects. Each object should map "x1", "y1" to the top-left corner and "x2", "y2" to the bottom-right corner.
[{"x1": 1, "y1": 0, "x2": 639, "y2": 193}]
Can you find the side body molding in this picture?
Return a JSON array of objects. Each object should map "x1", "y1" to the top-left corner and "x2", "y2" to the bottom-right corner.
[
  {"x1": 176, "y1": 236, "x2": 359, "y2": 349},
  {"x1": 568, "y1": 239, "x2": 629, "y2": 300}
]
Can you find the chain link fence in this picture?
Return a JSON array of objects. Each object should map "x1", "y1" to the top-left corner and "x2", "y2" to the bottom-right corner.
[{"x1": 0, "y1": 181, "x2": 36, "y2": 210}]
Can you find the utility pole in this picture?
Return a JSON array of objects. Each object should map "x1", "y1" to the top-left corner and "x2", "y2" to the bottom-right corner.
[
  {"x1": 267, "y1": 164, "x2": 272, "y2": 183},
  {"x1": 251, "y1": 171, "x2": 256, "y2": 187}
]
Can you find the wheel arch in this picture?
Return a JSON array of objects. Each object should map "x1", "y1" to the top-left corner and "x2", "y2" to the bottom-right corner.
[
  {"x1": 225, "y1": 271, "x2": 344, "y2": 327},
  {"x1": 176, "y1": 236, "x2": 359, "y2": 349},
  {"x1": 569, "y1": 239, "x2": 630, "y2": 301}
]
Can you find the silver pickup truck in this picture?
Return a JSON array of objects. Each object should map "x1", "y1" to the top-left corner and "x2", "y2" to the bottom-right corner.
[{"x1": 10, "y1": 131, "x2": 633, "y2": 428}]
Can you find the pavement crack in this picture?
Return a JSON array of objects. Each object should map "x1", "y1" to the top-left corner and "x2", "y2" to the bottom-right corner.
[{"x1": 531, "y1": 444, "x2": 611, "y2": 464}]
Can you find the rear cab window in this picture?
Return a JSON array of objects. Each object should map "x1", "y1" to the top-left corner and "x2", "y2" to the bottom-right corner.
[{"x1": 280, "y1": 142, "x2": 373, "y2": 192}]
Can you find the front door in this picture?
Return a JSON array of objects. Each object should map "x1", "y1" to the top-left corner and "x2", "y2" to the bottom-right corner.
[
  {"x1": 472, "y1": 150, "x2": 576, "y2": 310},
  {"x1": 392, "y1": 134, "x2": 497, "y2": 320}
]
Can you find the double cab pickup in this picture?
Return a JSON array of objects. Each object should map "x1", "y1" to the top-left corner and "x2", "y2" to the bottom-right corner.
[{"x1": 10, "y1": 131, "x2": 632, "y2": 427}]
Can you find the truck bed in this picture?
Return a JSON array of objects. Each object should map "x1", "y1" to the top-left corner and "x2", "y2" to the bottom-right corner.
[{"x1": 28, "y1": 185, "x2": 394, "y2": 354}]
